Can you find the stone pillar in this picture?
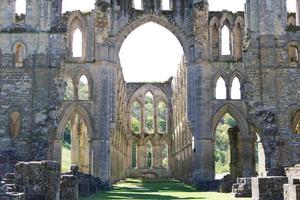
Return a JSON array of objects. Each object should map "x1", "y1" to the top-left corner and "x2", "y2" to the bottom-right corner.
[
  {"x1": 229, "y1": 127, "x2": 242, "y2": 178},
  {"x1": 15, "y1": 161, "x2": 60, "y2": 200},
  {"x1": 193, "y1": 138, "x2": 214, "y2": 181},
  {"x1": 141, "y1": 106, "x2": 145, "y2": 133},
  {"x1": 0, "y1": 0, "x2": 16, "y2": 28},
  {"x1": 241, "y1": 139, "x2": 256, "y2": 177}
]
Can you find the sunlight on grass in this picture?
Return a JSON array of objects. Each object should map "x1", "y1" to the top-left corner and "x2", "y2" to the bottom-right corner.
[
  {"x1": 61, "y1": 145, "x2": 71, "y2": 172},
  {"x1": 81, "y1": 178, "x2": 251, "y2": 200}
]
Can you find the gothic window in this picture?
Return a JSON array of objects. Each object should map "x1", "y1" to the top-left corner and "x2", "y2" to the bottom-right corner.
[
  {"x1": 72, "y1": 28, "x2": 83, "y2": 58},
  {"x1": 161, "y1": 0, "x2": 171, "y2": 10},
  {"x1": 211, "y1": 23, "x2": 219, "y2": 59},
  {"x1": 131, "y1": 141, "x2": 137, "y2": 168},
  {"x1": 15, "y1": 0, "x2": 26, "y2": 15},
  {"x1": 133, "y1": 0, "x2": 143, "y2": 10},
  {"x1": 131, "y1": 101, "x2": 141, "y2": 134},
  {"x1": 78, "y1": 75, "x2": 89, "y2": 100},
  {"x1": 292, "y1": 110, "x2": 300, "y2": 134},
  {"x1": 10, "y1": 111, "x2": 21, "y2": 138},
  {"x1": 14, "y1": 43, "x2": 25, "y2": 67},
  {"x1": 221, "y1": 25, "x2": 231, "y2": 55},
  {"x1": 215, "y1": 77, "x2": 226, "y2": 100},
  {"x1": 231, "y1": 77, "x2": 241, "y2": 100},
  {"x1": 145, "y1": 92, "x2": 154, "y2": 133},
  {"x1": 162, "y1": 142, "x2": 169, "y2": 168},
  {"x1": 289, "y1": 45, "x2": 299, "y2": 64},
  {"x1": 146, "y1": 141, "x2": 153, "y2": 168},
  {"x1": 234, "y1": 23, "x2": 242, "y2": 60},
  {"x1": 158, "y1": 101, "x2": 167, "y2": 133},
  {"x1": 64, "y1": 76, "x2": 74, "y2": 100}
]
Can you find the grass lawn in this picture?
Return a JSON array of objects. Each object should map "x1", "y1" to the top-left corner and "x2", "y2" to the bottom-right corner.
[{"x1": 81, "y1": 178, "x2": 251, "y2": 200}]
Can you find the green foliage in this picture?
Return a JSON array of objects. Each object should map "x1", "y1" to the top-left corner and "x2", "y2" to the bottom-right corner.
[
  {"x1": 158, "y1": 102, "x2": 167, "y2": 133},
  {"x1": 64, "y1": 78, "x2": 74, "y2": 100},
  {"x1": 131, "y1": 102, "x2": 141, "y2": 133},
  {"x1": 78, "y1": 79, "x2": 89, "y2": 100},
  {"x1": 215, "y1": 114, "x2": 237, "y2": 174},
  {"x1": 145, "y1": 94, "x2": 154, "y2": 133},
  {"x1": 61, "y1": 145, "x2": 71, "y2": 172}
]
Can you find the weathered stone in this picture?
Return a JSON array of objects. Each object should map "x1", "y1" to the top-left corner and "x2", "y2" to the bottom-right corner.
[
  {"x1": 252, "y1": 176, "x2": 288, "y2": 200},
  {"x1": 232, "y1": 178, "x2": 252, "y2": 198},
  {"x1": 60, "y1": 175, "x2": 78, "y2": 200},
  {"x1": 14, "y1": 161, "x2": 60, "y2": 200}
]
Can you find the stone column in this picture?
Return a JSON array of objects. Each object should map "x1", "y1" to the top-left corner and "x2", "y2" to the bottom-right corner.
[
  {"x1": 141, "y1": 105, "x2": 145, "y2": 133},
  {"x1": 241, "y1": 139, "x2": 256, "y2": 177}
]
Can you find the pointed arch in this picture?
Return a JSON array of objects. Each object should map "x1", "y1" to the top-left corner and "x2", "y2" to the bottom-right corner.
[
  {"x1": 231, "y1": 77, "x2": 241, "y2": 100},
  {"x1": 146, "y1": 141, "x2": 153, "y2": 168},
  {"x1": 157, "y1": 101, "x2": 167, "y2": 133},
  {"x1": 292, "y1": 110, "x2": 300, "y2": 134},
  {"x1": 9, "y1": 111, "x2": 21, "y2": 139},
  {"x1": 145, "y1": 91, "x2": 154, "y2": 133},
  {"x1": 221, "y1": 25, "x2": 231, "y2": 55},
  {"x1": 57, "y1": 104, "x2": 93, "y2": 140},
  {"x1": 64, "y1": 76, "x2": 75, "y2": 100},
  {"x1": 215, "y1": 77, "x2": 227, "y2": 100},
  {"x1": 131, "y1": 101, "x2": 142, "y2": 134},
  {"x1": 210, "y1": 17, "x2": 220, "y2": 60},
  {"x1": 78, "y1": 74, "x2": 89, "y2": 100},
  {"x1": 211, "y1": 104, "x2": 251, "y2": 140},
  {"x1": 72, "y1": 28, "x2": 83, "y2": 58},
  {"x1": 233, "y1": 21, "x2": 243, "y2": 60},
  {"x1": 13, "y1": 41, "x2": 26, "y2": 67},
  {"x1": 131, "y1": 140, "x2": 138, "y2": 168},
  {"x1": 162, "y1": 141, "x2": 169, "y2": 168},
  {"x1": 67, "y1": 11, "x2": 87, "y2": 60},
  {"x1": 114, "y1": 14, "x2": 192, "y2": 62}
]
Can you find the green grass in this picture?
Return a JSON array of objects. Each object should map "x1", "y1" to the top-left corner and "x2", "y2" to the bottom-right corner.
[
  {"x1": 81, "y1": 178, "x2": 251, "y2": 200},
  {"x1": 61, "y1": 145, "x2": 71, "y2": 172}
]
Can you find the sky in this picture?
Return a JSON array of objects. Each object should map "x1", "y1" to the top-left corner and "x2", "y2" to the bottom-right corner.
[{"x1": 16, "y1": 0, "x2": 297, "y2": 82}]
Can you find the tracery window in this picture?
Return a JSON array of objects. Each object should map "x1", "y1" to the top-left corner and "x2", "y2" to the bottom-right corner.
[
  {"x1": 131, "y1": 101, "x2": 141, "y2": 134},
  {"x1": 215, "y1": 77, "x2": 226, "y2": 100},
  {"x1": 158, "y1": 101, "x2": 167, "y2": 133},
  {"x1": 231, "y1": 77, "x2": 241, "y2": 100},
  {"x1": 145, "y1": 92, "x2": 154, "y2": 133},
  {"x1": 146, "y1": 142, "x2": 153, "y2": 168}
]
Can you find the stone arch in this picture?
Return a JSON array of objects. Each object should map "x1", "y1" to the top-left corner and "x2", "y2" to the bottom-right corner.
[
  {"x1": 211, "y1": 104, "x2": 251, "y2": 140},
  {"x1": 113, "y1": 14, "x2": 193, "y2": 63},
  {"x1": 220, "y1": 13, "x2": 235, "y2": 29},
  {"x1": 288, "y1": 42, "x2": 299, "y2": 65},
  {"x1": 233, "y1": 17, "x2": 244, "y2": 60},
  {"x1": 57, "y1": 104, "x2": 93, "y2": 139},
  {"x1": 67, "y1": 11, "x2": 87, "y2": 59},
  {"x1": 212, "y1": 71, "x2": 228, "y2": 99},
  {"x1": 12, "y1": 41, "x2": 26, "y2": 67},
  {"x1": 51, "y1": 103, "x2": 93, "y2": 174},
  {"x1": 209, "y1": 17, "x2": 220, "y2": 60},
  {"x1": 76, "y1": 70, "x2": 93, "y2": 100},
  {"x1": 288, "y1": 104, "x2": 300, "y2": 134}
]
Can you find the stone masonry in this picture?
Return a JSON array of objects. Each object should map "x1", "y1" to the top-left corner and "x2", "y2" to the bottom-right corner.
[{"x1": 1, "y1": 0, "x2": 300, "y2": 197}]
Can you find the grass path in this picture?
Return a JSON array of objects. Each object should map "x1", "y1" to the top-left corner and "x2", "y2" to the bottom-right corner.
[{"x1": 81, "y1": 178, "x2": 251, "y2": 200}]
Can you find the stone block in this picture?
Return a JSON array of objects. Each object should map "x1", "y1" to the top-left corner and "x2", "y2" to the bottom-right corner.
[
  {"x1": 232, "y1": 177, "x2": 252, "y2": 198},
  {"x1": 14, "y1": 161, "x2": 60, "y2": 200},
  {"x1": 60, "y1": 175, "x2": 78, "y2": 200},
  {"x1": 252, "y1": 176, "x2": 288, "y2": 200}
]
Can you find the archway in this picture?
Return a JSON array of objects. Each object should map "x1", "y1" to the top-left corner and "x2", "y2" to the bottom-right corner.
[
  {"x1": 212, "y1": 104, "x2": 256, "y2": 179},
  {"x1": 52, "y1": 104, "x2": 93, "y2": 174}
]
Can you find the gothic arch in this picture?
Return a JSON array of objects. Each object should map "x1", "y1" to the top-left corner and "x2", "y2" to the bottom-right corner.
[
  {"x1": 67, "y1": 11, "x2": 88, "y2": 59},
  {"x1": 76, "y1": 69, "x2": 93, "y2": 100},
  {"x1": 211, "y1": 104, "x2": 251, "y2": 140},
  {"x1": 113, "y1": 14, "x2": 193, "y2": 62},
  {"x1": 57, "y1": 103, "x2": 93, "y2": 140}
]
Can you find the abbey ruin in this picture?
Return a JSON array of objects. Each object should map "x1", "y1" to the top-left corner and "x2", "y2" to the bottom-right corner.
[{"x1": 2, "y1": 0, "x2": 300, "y2": 199}]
